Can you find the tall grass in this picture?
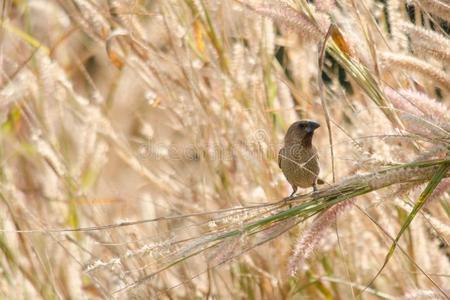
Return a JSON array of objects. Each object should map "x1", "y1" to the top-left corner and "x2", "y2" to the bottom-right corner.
[{"x1": 0, "y1": 0, "x2": 449, "y2": 299}]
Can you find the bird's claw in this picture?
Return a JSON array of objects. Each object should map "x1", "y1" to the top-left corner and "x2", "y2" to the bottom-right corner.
[
  {"x1": 283, "y1": 194, "x2": 295, "y2": 202},
  {"x1": 283, "y1": 194, "x2": 296, "y2": 209}
]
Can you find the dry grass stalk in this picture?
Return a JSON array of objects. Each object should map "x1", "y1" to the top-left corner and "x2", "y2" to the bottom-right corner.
[{"x1": 0, "y1": 0, "x2": 449, "y2": 298}]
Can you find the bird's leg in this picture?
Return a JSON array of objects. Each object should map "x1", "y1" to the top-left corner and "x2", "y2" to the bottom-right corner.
[
  {"x1": 284, "y1": 185, "x2": 297, "y2": 207},
  {"x1": 289, "y1": 185, "x2": 298, "y2": 197},
  {"x1": 313, "y1": 183, "x2": 318, "y2": 192}
]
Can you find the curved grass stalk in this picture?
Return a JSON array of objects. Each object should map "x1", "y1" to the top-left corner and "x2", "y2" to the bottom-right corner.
[
  {"x1": 112, "y1": 158, "x2": 450, "y2": 295},
  {"x1": 361, "y1": 158, "x2": 450, "y2": 298}
]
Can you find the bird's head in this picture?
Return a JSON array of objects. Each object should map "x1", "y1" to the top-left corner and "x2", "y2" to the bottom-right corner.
[{"x1": 284, "y1": 120, "x2": 320, "y2": 146}]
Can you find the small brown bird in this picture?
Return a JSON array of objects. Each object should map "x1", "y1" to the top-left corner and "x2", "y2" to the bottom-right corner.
[{"x1": 278, "y1": 120, "x2": 321, "y2": 197}]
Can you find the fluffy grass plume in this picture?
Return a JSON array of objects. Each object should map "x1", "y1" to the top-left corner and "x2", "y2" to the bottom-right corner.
[{"x1": 0, "y1": 0, "x2": 449, "y2": 299}]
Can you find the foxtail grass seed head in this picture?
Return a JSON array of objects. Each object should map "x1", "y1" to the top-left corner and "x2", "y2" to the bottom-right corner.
[{"x1": 1, "y1": 0, "x2": 449, "y2": 298}]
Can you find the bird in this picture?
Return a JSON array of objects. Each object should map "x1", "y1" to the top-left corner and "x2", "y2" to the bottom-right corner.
[{"x1": 278, "y1": 120, "x2": 322, "y2": 197}]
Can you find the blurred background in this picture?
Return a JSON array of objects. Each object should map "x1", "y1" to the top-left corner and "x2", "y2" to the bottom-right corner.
[{"x1": 0, "y1": 0, "x2": 449, "y2": 299}]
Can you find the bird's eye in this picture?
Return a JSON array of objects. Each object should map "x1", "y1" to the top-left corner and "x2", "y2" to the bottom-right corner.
[{"x1": 298, "y1": 123, "x2": 306, "y2": 128}]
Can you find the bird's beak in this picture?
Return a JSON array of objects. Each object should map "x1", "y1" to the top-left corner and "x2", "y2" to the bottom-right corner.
[{"x1": 306, "y1": 121, "x2": 320, "y2": 133}]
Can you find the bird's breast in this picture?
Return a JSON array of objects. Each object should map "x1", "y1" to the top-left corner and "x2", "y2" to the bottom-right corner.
[{"x1": 279, "y1": 144, "x2": 320, "y2": 188}]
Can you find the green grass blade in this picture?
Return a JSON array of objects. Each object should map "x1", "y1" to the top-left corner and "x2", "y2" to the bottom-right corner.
[{"x1": 361, "y1": 161, "x2": 450, "y2": 296}]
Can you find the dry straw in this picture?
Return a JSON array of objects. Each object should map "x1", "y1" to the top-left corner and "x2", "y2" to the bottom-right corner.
[{"x1": 1, "y1": 0, "x2": 449, "y2": 298}]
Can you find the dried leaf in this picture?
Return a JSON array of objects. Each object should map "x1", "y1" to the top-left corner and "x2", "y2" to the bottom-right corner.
[
  {"x1": 105, "y1": 28, "x2": 129, "y2": 69},
  {"x1": 193, "y1": 19, "x2": 205, "y2": 54},
  {"x1": 331, "y1": 25, "x2": 353, "y2": 57}
]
